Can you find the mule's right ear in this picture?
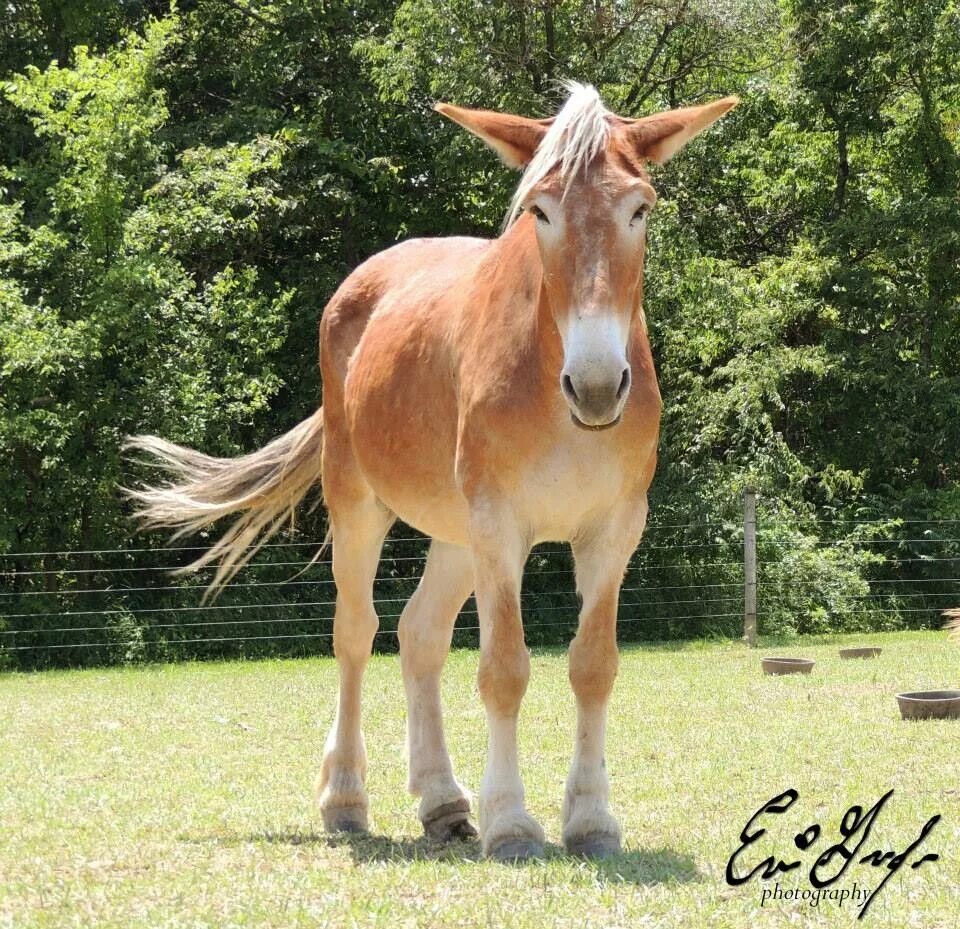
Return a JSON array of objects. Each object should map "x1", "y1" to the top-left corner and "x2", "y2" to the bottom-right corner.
[{"x1": 434, "y1": 103, "x2": 550, "y2": 169}]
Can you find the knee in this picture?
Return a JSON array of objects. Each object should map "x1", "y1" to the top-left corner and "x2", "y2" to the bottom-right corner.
[
  {"x1": 569, "y1": 629, "x2": 618, "y2": 706},
  {"x1": 477, "y1": 634, "x2": 530, "y2": 717}
]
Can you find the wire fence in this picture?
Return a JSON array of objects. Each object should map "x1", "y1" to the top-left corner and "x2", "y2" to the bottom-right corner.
[{"x1": 1, "y1": 506, "x2": 959, "y2": 669}]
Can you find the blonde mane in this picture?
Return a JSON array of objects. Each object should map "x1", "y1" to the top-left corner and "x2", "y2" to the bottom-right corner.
[{"x1": 506, "y1": 81, "x2": 611, "y2": 227}]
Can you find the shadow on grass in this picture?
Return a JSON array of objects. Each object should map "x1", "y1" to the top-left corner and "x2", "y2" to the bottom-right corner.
[
  {"x1": 590, "y1": 845, "x2": 702, "y2": 885},
  {"x1": 191, "y1": 830, "x2": 701, "y2": 885}
]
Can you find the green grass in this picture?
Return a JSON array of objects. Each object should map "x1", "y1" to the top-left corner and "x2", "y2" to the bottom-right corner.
[{"x1": 1, "y1": 630, "x2": 958, "y2": 928}]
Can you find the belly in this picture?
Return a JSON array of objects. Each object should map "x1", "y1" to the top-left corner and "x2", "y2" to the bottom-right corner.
[
  {"x1": 343, "y1": 308, "x2": 472, "y2": 544},
  {"x1": 354, "y1": 425, "x2": 630, "y2": 546}
]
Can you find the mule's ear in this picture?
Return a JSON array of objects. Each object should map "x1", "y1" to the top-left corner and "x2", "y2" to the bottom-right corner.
[
  {"x1": 434, "y1": 103, "x2": 550, "y2": 169},
  {"x1": 623, "y1": 96, "x2": 739, "y2": 165}
]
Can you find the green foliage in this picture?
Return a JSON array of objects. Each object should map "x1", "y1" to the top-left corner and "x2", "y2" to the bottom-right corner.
[
  {"x1": 1, "y1": 0, "x2": 959, "y2": 666},
  {"x1": 0, "y1": 15, "x2": 295, "y2": 575}
]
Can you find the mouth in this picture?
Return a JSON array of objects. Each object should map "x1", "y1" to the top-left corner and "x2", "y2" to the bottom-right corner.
[{"x1": 570, "y1": 411, "x2": 622, "y2": 432}]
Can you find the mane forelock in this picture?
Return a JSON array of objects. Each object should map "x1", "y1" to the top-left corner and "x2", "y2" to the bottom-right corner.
[{"x1": 505, "y1": 81, "x2": 611, "y2": 227}]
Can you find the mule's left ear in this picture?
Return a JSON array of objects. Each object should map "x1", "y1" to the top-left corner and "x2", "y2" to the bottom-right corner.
[
  {"x1": 434, "y1": 103, "x2": 551, "y2": 169},
  {"x1": 623, "y1": 96, "x2": 739, "y2": 165}
]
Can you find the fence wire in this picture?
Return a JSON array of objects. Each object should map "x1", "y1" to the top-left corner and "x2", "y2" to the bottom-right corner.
[{"x1": 2, "y1": 516, "x2": 958, "y2": 668}]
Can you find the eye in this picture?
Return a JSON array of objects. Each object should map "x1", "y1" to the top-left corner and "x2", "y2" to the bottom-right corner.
[
  {"x1": 631, "y1": 204, "x2": 650, "y2": 225},
  {"x1": 528, "y1": 204, "x2": 550, "y2": 224}
]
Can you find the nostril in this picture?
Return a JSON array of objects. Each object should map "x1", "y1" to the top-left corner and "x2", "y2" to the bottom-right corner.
[
  {"x1": 562, "y1": 374, "x2": 579, "y2": 404},
  {"x1": 616, "y1": 367, "x2": 631, "y2": 400}
]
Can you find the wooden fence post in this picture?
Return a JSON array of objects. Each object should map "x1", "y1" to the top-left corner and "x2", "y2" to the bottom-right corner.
[{"x1": 743, "y1": 488, "x2": 757, "y2": 646}]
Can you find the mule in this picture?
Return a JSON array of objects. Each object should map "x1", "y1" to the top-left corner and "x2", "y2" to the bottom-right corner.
[{"x1": 127, "y1": 83, "x2": 737, "y2": 860}]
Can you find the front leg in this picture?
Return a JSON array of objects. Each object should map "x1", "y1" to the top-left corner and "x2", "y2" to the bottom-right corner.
[
  {"x1": 470, "y1": 503, "x2": 545, "y2": 861},
  {"x1": 564, "y1": 497, "x2": 648, "y2": 857}
]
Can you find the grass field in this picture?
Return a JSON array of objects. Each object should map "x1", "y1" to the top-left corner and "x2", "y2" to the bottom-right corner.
[{"x1": 1, "y1": 630, "x2": 958, "y2": 928}]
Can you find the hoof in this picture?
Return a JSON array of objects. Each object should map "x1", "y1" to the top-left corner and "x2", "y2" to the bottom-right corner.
[
  {"x1": 422, "y1": 798, "x2": 479, "y2": 842},
  {"x1": 322, "y1": 804, "x2": 368, "y2": 834},
  {"x1": 489, "y1": 838, "x2": 545, "y2": 862},
  {"x1": 565, "y1": 832, "x2": 622, "y2": 859}
]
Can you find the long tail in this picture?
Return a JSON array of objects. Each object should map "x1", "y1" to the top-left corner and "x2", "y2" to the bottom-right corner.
[
  {"x1": 124, "y1": 408, "x2": 326, "y2": 597},
  {"x1": 945, "y1": 608, "x2": 960, "y2": 640}
]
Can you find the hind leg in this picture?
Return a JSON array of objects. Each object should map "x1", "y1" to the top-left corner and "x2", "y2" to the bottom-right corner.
[
  {"x1": 316, "y1": 491, "x2": 394, "y2": 833},
  {"x1": 398, "y1": 540, "x2": 477, "y2": 841}
]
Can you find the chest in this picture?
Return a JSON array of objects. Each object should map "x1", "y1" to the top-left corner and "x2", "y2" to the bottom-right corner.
[{"x1": 512, "y1": 425, "x2": 650, "y2": 543}]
